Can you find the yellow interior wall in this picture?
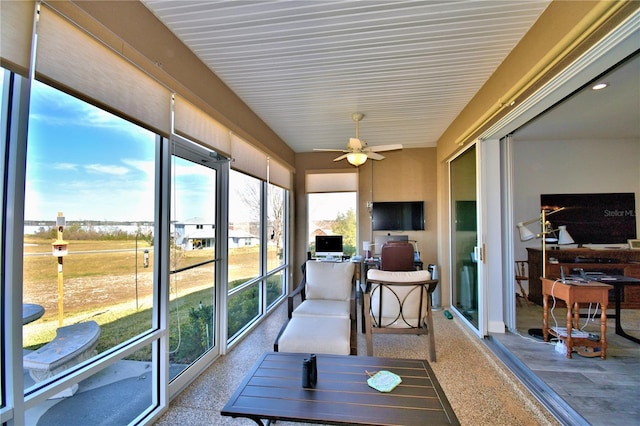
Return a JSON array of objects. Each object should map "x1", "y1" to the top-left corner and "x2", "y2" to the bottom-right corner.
[
  {"x1": 357, "y1": 149, "x2": 438, "y2": 265},
  {"x1": 293, "y1": 149, "x2": 437, "y2": 285}
]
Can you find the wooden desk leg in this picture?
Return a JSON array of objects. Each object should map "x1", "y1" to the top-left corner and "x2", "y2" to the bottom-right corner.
[
  {"x1": 573, "y1": 302, "x2": 580, "y2": 330},
  {"x1": 543, "y1": 294, "x2": 549, "y2": 342},
  {"x1": 600, "y1": 303, "x2": 607, "y2": 360},
  {"x1": 566, "y1": 303, "x2": 574, "y2": 359}
]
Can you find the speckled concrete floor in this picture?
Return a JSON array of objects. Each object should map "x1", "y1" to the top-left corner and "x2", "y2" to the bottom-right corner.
[{"x1": 154, "y1": 300, "x2": 559, "y2": 426}]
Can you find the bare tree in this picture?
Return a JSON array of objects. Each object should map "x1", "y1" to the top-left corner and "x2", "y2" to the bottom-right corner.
[{"x1": 233, "y1": 176, "x2": 285, "y2": 254}]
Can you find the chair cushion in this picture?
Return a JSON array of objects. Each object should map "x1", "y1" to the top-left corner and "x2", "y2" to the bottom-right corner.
[
  {"x1": 305, "y1": 261, "x2": 354, "y2": 301},
  {"x1": 370, "y1": 285, "x2": 429, "y2": 327},
  {"x1": 367, "y1": 269, "x2": 431, "y2": 283},
  {"x1": 277, "y1": 316, "x2": 351, "y2": 355},
  {"x1": 367, "y1": 269, "x2": 432, "y2": 328},
  {"x1": 292, "y1": 299, "x2": 351, "y2": 319}
]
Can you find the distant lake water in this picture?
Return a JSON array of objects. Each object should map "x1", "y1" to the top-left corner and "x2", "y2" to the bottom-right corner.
[{"x1": 24, "y1": 224, "x2": 153, "y2": 235}]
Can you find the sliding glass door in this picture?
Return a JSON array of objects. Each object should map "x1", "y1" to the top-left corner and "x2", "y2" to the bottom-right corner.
[{"x1": 450, "y1": 145, "x2": 480, "y2": 330}]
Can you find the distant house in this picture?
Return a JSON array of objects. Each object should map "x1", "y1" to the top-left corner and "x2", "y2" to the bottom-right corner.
[
  {"x1": 310, "y1": 220, "x2": 336, "y2": 242},
  {"x1": 228, "y1": 229, "x2": 259, "y2": 248},
  {"x1": 174, "y1": 217, "x2": 215, "y2": 250},
  {"x1": 174, "y1": 219, "x2": 259, "y2": 249}
]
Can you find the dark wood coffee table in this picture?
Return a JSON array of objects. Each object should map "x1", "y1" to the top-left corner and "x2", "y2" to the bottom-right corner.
[{"x1": 221, "y1": 352, "x2": 459, "y2": 425}]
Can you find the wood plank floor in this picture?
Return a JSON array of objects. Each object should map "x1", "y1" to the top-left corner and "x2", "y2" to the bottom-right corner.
[{"x1": 492, "y1": 304, "x2": 640, "y2": 426}]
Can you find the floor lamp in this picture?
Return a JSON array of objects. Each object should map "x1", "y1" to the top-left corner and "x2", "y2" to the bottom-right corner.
[
  {"x1": 517, "y1": 207, "x2": 575, "y2": 279},
  {"x1": 517, "y1": 208, "x2": 574, "y2": 339}
]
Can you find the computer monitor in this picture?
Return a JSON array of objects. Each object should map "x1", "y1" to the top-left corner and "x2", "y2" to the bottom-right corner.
[
  {"x1": 374, "y1": 234, "x2": 408, "y2": 256},
  {"x1": 315, "y1": 235, "x2": 343, "y2": 259}
]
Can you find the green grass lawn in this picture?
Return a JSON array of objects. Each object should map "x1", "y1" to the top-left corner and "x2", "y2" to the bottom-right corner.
[
  {"x1": 22, "y1": 236, "x2": 283, "y2": 364},
  {"x1": 23, "y1": 285, "x2": 213, "y2": 363}
]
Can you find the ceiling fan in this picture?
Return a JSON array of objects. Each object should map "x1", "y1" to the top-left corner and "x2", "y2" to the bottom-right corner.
[{"x1": 314, "y1": 113, "x2": 403, "y2": 166}]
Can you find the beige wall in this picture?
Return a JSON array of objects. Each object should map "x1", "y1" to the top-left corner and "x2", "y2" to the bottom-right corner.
[
  {"x1": 293, "y1": 149, "x2": 437, "y2": 284},
  {"x1": 357, "y1": 149, "x2": 438, "y2": 265}
]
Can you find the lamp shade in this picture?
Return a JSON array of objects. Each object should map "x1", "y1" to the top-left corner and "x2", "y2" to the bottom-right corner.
[
  {"x1": 517, "y1": 222, "x2": 536, "y2": 241},
  {"x1": 347, "y1": 152, "x2": 367, "y2": 166},
  {"x1": 557, "y1": 225, "x2": 575, "y2": 245}
]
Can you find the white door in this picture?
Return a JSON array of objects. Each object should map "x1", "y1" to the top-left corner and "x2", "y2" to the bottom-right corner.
[{"x1": 168, "y1": 136, "x2": 226, "y2": 393}]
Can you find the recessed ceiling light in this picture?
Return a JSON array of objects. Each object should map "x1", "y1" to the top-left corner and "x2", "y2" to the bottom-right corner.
[{"x1": 592, "y1": 82, "x2": 609, "y2": 90}]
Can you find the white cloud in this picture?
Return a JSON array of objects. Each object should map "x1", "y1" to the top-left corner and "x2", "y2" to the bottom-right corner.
[
  {"x1": 53, "y1": 162, "x2": 78, "y2": 171},
  {"x1": 122, "y1": 159, "x2": 155, "y2": 177},
  {"x1": 84, "y1": 164, "x2": 130, "y2": 175}
]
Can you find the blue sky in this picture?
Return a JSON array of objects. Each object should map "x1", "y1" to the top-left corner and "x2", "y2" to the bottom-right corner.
[
  {"x1": 20, "y1": 78, "x2": 350, "y2": 225},
  {"x1": 25, "y1": 80, "x2": 212, "y2": 222}
]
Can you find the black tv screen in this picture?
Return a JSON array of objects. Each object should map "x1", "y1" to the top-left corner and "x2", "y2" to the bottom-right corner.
[
  {"x1": 540, "y1": 193, "x2": 637, "y2": 245},
  {"x1": 372, "y1": 201, "x2": 424, "y2": 231}
]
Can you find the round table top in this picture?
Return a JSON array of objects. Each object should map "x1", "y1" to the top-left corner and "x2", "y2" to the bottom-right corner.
[{"x1": 23, "y1": 303, "x2": 45, "y2": 325}]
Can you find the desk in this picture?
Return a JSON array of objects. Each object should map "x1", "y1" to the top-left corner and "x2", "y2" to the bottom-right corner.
[
  {"x1": 542, "y1": 278, "x2": 612, "y2": 359},
  {"x1": 586, "y1": 274, "x2": 640, "y2": 344},
  {"x1": 23, "y1": 303, "x2": 44, "y2": 325},
  {"x1": 527, "y1": 248, "x2": 640, "y2": 307},
  {"x1": 221, "y1": 352, "x2": 459, "y2": 426}
]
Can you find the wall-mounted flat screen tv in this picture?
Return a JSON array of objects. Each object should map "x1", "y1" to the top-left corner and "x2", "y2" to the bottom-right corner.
[
  {"x1": 372, "y1": 201, "x2": 424, "y2": 231},
  {"x1": 540, "y1": 193, "x2": 637, "y2": 245}
]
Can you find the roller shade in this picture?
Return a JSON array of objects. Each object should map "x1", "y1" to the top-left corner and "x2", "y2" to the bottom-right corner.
[
  {"x1": 230, "y1": 133, "x2": 268, "y2": 181},
  {"x1": 0, "y1": 0, "x2": 35, "y2": 76},
  {"x1": 174, "y1": 95, "x2": 231, "y2": 157},
  {"x1": 269, "y1": 158, "x2": 292, "y2": 190},
  {"x1": 306, "y1": 171, "x2": 358, "y2": 193},
  {"x1": 35, "y1": 4, "x2": 171, "y2": 136}
]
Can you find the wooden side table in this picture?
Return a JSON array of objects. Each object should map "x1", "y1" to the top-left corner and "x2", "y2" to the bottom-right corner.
[{"x1": 542, "y1": 278, "x2": 612, "y2": 359}]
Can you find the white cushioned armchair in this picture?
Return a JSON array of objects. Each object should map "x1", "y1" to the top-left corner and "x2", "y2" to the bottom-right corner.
[
  {"x1": 275, "y1": 260, "x2": 357, "y2": 355},
  {"x1": 364, "y1": 268, "x2": 438, "y2": 361},
  {"x1": 289, "y1": 260, "x2": 356, "y2": 320}
]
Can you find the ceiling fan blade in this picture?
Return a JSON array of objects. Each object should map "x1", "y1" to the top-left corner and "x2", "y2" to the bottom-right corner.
[
  {"x1": 366, "y1": 144, "x2": 403, "y2": 152},
  {"x1": 333, "y1": 153, "x2": 350, "y2": 162},
  {"x1": 314, "y1": 148, "x2": 348, "y2": 152},
  {"x1": 366, "y1": 152, "x2": 385, "y2": 160}
]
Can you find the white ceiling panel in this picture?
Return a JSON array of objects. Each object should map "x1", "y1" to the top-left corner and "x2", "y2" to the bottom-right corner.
[{"x1": 142, "y1": 0, "x2": 551, "y2": 152}]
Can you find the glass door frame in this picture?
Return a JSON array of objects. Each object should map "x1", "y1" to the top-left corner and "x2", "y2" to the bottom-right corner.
[
  {"x1": 478, "y1": 139, "x2": 506, "y2": 336},
  {"x1": 448, "y1": 139, "x2": 504, "y2": 338},
  {"x1": 448, "y1": 143, "x2": 482, "y2": 335},
  {"x1": 167, "y1": 135, "x2": 228, "y2": 397}
]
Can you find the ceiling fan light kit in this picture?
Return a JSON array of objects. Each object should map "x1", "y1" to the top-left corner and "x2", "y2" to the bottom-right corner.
[
  {"x1": 314, "y1": 113, "x2": 403, "y2": 167},
  {"x1": 346, "y1": 152, "x2": 368, "y2": 166}
]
